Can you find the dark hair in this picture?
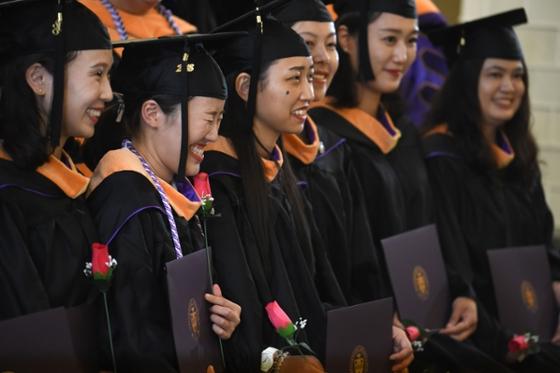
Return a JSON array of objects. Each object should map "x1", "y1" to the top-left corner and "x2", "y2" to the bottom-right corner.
[
  {"x1": 124, "y1": 94, "x2": 181, "y2": 138},
  {"x1": 0, "y1": 52, "x2": 77, "y2": 170},
  {"x1": 327, "y1": 11, "x2": 381, "y2": 108},
  {"x1": 422, "y1": 57, "x2": 537, "y2": 184},
  {"x1": 219, "y1": 64, "x2": 314, "y2": 278},
  {"x1": 82, "y1": 92, "x2": 182, "y2": 170}
]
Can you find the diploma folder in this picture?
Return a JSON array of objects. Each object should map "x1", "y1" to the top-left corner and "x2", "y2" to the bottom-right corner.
[
  {"x1": 166, "y1": 248, "x2": 223, "y2": 373},
  {"x1": 381, "y1": 224, "x2": 450, "y2": 329},
  {"x1": 0, "y1": 304, "x2": 97, "y2": 373},
  {"x1": 326, "y1": 297, "x2": 393, "y2": 373},
  {"x1": 487, "y1": 245, "x2": 557, "y2": 341}
]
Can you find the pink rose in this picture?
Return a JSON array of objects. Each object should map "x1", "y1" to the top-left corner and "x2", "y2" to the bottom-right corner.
[
  {"x1": 265, "y1": 301, "x2": 296, "y2": 339},
  {"x1": 194, "y1": 172, "x2": 212, "y2": 198},
  {"x1": 406, "y1": 326, "x2": 421, "y2": 342},
  {"x1": 508, "y1": 335, "x2": 529, "y2": 353}
]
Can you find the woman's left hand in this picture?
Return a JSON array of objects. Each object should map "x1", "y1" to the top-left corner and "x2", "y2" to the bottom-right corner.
[
  {"x1": 389, "y1": 326, "x2": 414, "y2": 372},
  {"x1": 205, "y1": 284, "x2": 242, "y2": 340}
]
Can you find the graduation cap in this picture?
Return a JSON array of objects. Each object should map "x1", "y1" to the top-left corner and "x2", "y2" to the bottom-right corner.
[
  {"x1": 427, "y1": 8, "x2": 527, "y2": 67},
  {"x1": 212, "y1": 1, "x2": 310, "y2": 134},
  {"x1": 211, "y1": 0, "x2": 291, "y2": 33},
  {"x1": 274, "y1": 0, "x2": 333, "y2": 24},
  {"x1": 334, "y1": 0, "x2": 417, "y2": 81},
  {"x1": 334, "y1": 0, "x2": 416, "y2": 19},
  {"x1": 0, "y1": 0, "x2": 111, "y2": 148},
  {"x1": 112, "y1": 32, "x2": 245, "y2": 182}
]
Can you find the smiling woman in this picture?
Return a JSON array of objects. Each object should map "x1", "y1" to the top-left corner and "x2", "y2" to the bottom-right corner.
[
  {"x1": 62, "y1": 51, "x2": 113, "y2": 141},
  {"x1": 477, "y1": 59, "x2": 526, "y2": 135},
  {"x1": 201, "y1": 17, "x2": 346, "y2": 373},
  {"x1": 422, "y1": 8, "x2": 560, "y2": 371},
  {"x1": 252, "y1": 57, "x2": 315, "y2": 144},
  {"x1": 0, "y1": 0, "x2": 112, "y2": 330},
  {"x1": 86, "y1": 33, "x2": 242, "y2": 371},
  {"x1": 276, "y1": 1, "x2": 415, "y2": 371},
  {"x1": 308, "y1": 0, "x2": 515, "y2": 371}
]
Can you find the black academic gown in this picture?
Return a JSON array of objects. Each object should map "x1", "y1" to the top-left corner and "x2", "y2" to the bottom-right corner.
[
  {"x1": 0, "y1": 157, "x2": 97, "y2": 321},
  {"x1": 309, "y1": 106, "x2": 454, "y2": 295},
  {"x1": 311, "y1": 106, "x2": 511, "y2": 373},
  {"x1": 286, "y1": 118, "x2": 386, "y2": 304},
  {"x1": 87, "y1": 169, "x2": 203, "y2": 372},
  {"x1": 423, "y1": 132, "x2": 560, "y2": 372},
  {"x1": 201, "y1": 149, "x2": 342, "y2": 373}
]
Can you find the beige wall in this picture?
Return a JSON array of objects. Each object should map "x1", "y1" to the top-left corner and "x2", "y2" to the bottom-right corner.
[
  {"x1": 459, "y1": 1, "x2": 560, "y2": 231},
  {"x1": 432, "y1": 0, "x2": 461, "y2": 23}
]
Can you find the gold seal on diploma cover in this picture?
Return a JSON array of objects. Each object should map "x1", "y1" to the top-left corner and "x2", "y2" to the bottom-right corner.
[
  {"x1": 412, "y1": 265, "x2": 430, "y2": 300},
  {"x1": 349, "y1": 345, "x2": 368, "y2": 373},
  {"x1": 521, "y1": 280, "x2": 538, "y2": 313},
  {"x1": 187, "y1": 298, "x2": 201, "y2": 339}
]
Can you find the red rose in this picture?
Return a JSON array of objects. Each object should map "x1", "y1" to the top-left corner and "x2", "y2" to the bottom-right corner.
[
  {"x1": 92, "y1": 242, "x2": 111, "y2": 280},
  {"x1": 194, "y1": 172, "x2": 212, "y2": 198},
  {"x1": 406, "y1": 326, "x2": 421, "y2": 342},
  {"x1": 508, "y1": 334, "x2": 529, "y2": 353}
]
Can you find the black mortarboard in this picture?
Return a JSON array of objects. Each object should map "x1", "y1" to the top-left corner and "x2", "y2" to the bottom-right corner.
[
  {"x1": 214, "y1": 18, "x2": 310, "y2": 78},
  {"x1": 112, "y1": 32, "x2": 244, "y2": 182},
  {"x1": 427, "y1": 8, "x2": 527, "y2": 67},
  {"x1": 275, "y1": 0, "x2": 333, "y2": 24},
  {"x1": 335, "y1": 0, "x2": 416, "y2": 19},
  {"x1": 212, "y1": 3, "x2": 310, "y2": 133},
  {"x1": 0, "y1": 0, "x2": 111, "y2": 148},
  {"x1": 335, "y1": 0, "x2": 417, "y2": 81},
  {"x1": 211, "y1": 0, "x2": 291, "y2": 33}
]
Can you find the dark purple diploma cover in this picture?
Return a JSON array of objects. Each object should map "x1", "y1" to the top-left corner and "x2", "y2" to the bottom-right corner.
[
  {"x1": 326, "y1": 297, "x2": 393, "y2": 373},
  {"x1": 0, "y1": 304, "x2": 97, "y2": 372},
  {"x1": 382, "y1": 224, "x2": 450, "y2": 329},
  {"x1": 488, "y1": 245, "x2": 557, "y2": 340},
  {"x1": 166, "y1": 248, "x2": 223, "y2": 373}
]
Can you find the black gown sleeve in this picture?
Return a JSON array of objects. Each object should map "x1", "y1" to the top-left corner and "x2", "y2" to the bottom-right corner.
[
  {"x1": 300, "y1": 187, "x2": 347, "y2": 309},
  {"x1": 0, "y1": 182, "x2": 97, "y2": 322},
  {"x1": 206, "y1": 178, "x2": 267, "y2": 373},
  {"x1": 345, "y1": 156, "x2": 389, "y2": 301},
  {"x1": 423, "y1": 147, "x2": 475, "y2": 300},
  {"x1": 87, "y1": 171, "x2": 179, "y2": 372},
  {"x1": 309, "y1": 127, "x2": 386, "y2": 304},
  {"x1": 0, "y1": 201, "x2": 50, "y2": 319}
]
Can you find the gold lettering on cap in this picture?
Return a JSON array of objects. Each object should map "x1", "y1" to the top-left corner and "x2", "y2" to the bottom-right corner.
[
  {"x1": 176, "y1": 63, "x2": 195, "y2": 73},
  {"x1": 52, "y1": 11, "x2": 63, "y2": 36}
]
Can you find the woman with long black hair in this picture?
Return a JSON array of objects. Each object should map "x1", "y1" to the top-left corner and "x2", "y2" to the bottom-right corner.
[
  {"x1": 0, "y1": 0, "x2": 113, "y2": 321},
  {"x1": 423, "y1": 9, "x2": 560, "y2": 372},
  {"x1": 311, "y1": 0, "x2": 512, "y2": 371},
  {"x1": 202, "y1": 16, "x2": 346, "y2": 372},
  {"x1": 275, "y1": 2, "x2": 414, "y2": 371}
]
